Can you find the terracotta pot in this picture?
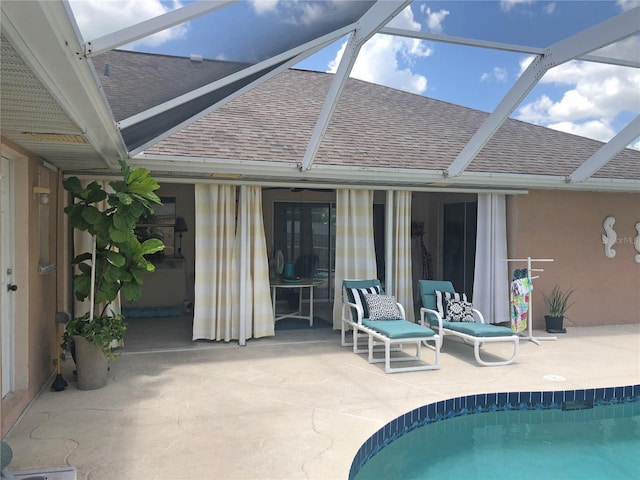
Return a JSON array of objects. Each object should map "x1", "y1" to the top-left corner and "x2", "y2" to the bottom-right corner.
[{"x1": 72, "y1": 335, "x2": 108, "y2": 390}]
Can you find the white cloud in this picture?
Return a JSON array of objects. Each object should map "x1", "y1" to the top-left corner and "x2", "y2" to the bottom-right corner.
[
  {"x1": 617, "y1": 0, "x2": 640, "y2": 11},
  {"x1": 516, "y1": 59, "x2": 640, "y2": 142},
  {"x1": 69, "y1": 0, "x2": 187, "y2": 46},
  {"x1": 420, "y1": 6, "x2": 450, "y2": 34},
  {"x1": 481, "y1": 67, "x2": 508, "y2": 83},
  {"x1": 543, "y1": 3, "x2": 556, "y2": 14},
  {"x1": 327, "y1": 6, "x2": 432, "y2": 95},
  {"x1": 546, "y1": 120, "x2": 616, "y2": 143},
  {"x1": 499, "y1": 0, "x2": 533, "y2": 12},
  {"x1": 249, "y1": 0, "x2": 279, "y2": 15}
]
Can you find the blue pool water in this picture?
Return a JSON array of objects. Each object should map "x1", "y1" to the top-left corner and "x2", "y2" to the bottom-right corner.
[{"x1": 350, "y1": 386, "x2": 640, "y2": 480}]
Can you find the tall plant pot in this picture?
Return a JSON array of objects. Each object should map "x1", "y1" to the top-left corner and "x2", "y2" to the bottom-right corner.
[
  {"x1": 72, "y1": 335, "x2": 108, "y2": 390},
  {"x1": 544, "y1": 315, "x2": 566, "y2": 334}
]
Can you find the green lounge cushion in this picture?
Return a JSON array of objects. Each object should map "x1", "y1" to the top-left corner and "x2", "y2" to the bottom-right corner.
[
  {"x1": 363, "y1": 319, "x2": 436, "y2": 339},
  {"x1": 441, "y1": 320, "x2": 514, "y2": 337}
]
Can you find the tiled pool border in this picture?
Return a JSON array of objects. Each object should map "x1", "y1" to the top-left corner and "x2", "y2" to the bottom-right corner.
[{"x1": 349, "y1": 384, "x2": 640, "y2": 479}]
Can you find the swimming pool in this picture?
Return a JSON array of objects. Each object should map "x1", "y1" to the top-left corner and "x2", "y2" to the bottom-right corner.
[{"x1": 350, "y1": 385, "x2": 640, "y2": 479}]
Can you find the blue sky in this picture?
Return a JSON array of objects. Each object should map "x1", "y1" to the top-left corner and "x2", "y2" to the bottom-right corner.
[{"x1": 69, "y1": 0, "x2": 640, "y2": 148}]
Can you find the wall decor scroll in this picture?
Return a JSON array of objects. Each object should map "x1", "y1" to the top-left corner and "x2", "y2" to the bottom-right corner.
[{"x1": 602, "y1": 215, "x2": 616, "y2": 259}]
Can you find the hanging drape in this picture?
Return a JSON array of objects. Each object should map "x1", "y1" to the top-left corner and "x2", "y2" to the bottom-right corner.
[
  {"x1": 192, "y1": 184, "x2": 237, "y2": 341},
  {"x1": 473, "y1": 193, "x2": 509, "y2": 324},
  {"x1": 332, "y1": 189, "x2": 377, "y2": 328},
  {"x1": 231, "y1": 186, "x2": 274, "y2": 341},
  {"x1": 193, "y1": 184, "x2": 273, "y2": 342},
  {"x1": 73, "y1": 180, "x2": 121, "y2": 320},
  {"x1": 390, "y1": 191, "x2": 414, "y2": 321}
]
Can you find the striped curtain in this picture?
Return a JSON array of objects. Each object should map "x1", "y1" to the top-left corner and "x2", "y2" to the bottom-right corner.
[
  {"x1": 390, "y1": 191, "x2": 414, "y2": 321},
  {"x1": 332, "y1": 189, "x2": 377, "y2": 328},
  {"x1": 192, "y1": 184, "x2": 237, "y2": 341},
  {"x1": 231, "y1": 186, "x2": 274, "y2": 341}
]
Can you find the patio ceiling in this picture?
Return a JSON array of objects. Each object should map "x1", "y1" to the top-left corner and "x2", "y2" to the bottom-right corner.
[{"x1": 1, "y1": 1, "x2": 639, "y2": 191}]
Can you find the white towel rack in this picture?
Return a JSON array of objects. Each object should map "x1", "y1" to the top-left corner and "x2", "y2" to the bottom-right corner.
[{"x1": 504, "y1": 257, "x2": 556, "y2": 345}]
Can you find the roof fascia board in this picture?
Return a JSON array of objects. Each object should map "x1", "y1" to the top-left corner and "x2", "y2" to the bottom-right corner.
[
  {"x1": 1, "y1": 1, "x2": 126, "y2": 168},
  {"x1": 119, "y1": 24, "x2": 355, "y2": 132},
  {"x1": 127, "y1": 37, "x2": 342, "y2": 157},
  {"x1": 300, "y1": 0, "x2": 412, "y2": 172},
  {"x1": 568, "y1": 115, "x2": 640, "y2": 183},
  {"x1": 132, "y1": 153, "x2": 639, "y2": 192},
  {"x1": 84, "y1": 1, "x2": 237, "y2": 56},
  {"x1": 66, "y1": 173, "x2": 528, "y2": 195},
  {"x1": 380, "y1": 27, "x2": 640, "y2": 68},
  {"x1": 446, "y1": 6, "x2": 640, "y2": 178}
]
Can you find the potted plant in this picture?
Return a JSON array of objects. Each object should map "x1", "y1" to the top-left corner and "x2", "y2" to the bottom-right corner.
[
  {"x1": 542, "y1": 285, "x2": 576, "y2": 333},
  {"x1": 62, "y1": 160, "x2": 164, "y2": 389}
]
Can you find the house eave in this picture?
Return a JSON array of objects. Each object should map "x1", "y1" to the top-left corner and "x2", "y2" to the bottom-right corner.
[{"x1": 128, "y1": 153, "x2": 639, "y2": 193}]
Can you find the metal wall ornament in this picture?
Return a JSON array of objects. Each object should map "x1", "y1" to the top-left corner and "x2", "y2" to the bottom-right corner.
[{"x1": 602, "y1": 215, "x2": 617, "y2": 259}]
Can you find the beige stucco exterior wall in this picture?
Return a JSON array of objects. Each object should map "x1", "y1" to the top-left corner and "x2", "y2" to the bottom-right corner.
[
  {"x1": 507, "y1": 189, "x2": 640, "y2": 329},
  {"x1": 1, "y1": 138, "x2": 59, "y2": 436}
]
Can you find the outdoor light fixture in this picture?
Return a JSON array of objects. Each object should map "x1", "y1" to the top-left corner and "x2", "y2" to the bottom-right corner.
[
  {"x1": 33, "y1": 186, "x2": 50, "y2": 205},
  {"x1": 174, "y1": 217, "x2": 188, "y2": 256}
]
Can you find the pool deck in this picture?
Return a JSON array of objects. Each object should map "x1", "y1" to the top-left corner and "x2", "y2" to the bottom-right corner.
[{"x1": 4, "y1": 321, "x2": 639, "y2": 479}]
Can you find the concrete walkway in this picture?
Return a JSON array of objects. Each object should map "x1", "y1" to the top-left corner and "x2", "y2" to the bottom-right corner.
[{"x1": 4, "y1": 323, "x2": 639, "y2": 479}]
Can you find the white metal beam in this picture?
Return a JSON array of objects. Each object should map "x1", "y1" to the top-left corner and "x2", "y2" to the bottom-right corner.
[
  {"x1": 299, "y1": 0, "x2": 412, "y2": 172},
  {"x1": 127, "y1": 32, "x2": 348, "y2": 156},
  {"x1": 119, "y1": 23, "x2": 354, "y2": 131},
  {"x1": 446, "y1": 6, "x2": 640, "y2": 178},
  {"x1": 381, "y1": 27, "x2": 640, "y2": 68},
  {"x1": 567, "y1": 116, "x2": 640, "y2": 183},
  {"x1": 84, "y1": 1, "x2": 237, "y2": 56}
]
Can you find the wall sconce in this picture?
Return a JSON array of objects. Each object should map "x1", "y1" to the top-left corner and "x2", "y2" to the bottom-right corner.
[
  {"x1": 33, "y1": 186, "x2": 51, "y2": 205},
  {"x1": 174, "y1": 217, "x2": 188, "y2": 256}
]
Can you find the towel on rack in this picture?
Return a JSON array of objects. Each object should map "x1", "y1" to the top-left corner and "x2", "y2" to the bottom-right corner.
[{"x1": 510, "y1": 277, "x2": 532, "y2": 333}]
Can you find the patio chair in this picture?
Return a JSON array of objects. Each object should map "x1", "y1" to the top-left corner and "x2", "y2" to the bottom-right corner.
[
  {"x1": 341, "y1": 279, "x2": 441, "y2": 373},
  {"x1": 418, "y1": 280, "x2": 519, "y2": 367}
]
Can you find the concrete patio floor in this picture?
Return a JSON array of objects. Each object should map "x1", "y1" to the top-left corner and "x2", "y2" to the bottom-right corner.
[{"x1": 3, "y1": 321, "x2": 639, "y2": 479}]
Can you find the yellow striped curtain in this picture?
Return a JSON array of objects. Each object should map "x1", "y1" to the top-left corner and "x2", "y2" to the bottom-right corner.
[
  {"x1": 332, "y1": 189, "x2": 377, "y2": 328},
  {"x1": 231, "y1": 186, "x2": 274, "y2": 341},
  {"x1": 192, "y1": 184, "x2": 237, "y2": 341},
  {"x1": 391, "y1": 191, "x2": 414, "y2": 321}
]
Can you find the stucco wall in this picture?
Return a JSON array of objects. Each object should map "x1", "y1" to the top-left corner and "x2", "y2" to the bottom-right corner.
[
  {"x1": 1, "y1": 139, "x2": 59, "y2": 436},
  {"x1": 507, "y1": 189, "x2": 640, "y2": 329}
]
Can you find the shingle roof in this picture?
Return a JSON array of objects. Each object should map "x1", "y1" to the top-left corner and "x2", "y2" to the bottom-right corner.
[{"x1": 97, "y1": 51, "x2": 638, "y2": 183}]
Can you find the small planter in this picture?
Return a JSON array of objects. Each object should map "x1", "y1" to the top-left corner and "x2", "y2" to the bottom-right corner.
[
  {"x1": 72, "y1": 335, "x2": 108, "y2": 390},
  {"x1": 544, "y1": 315, "x2": 566, "y2": 334}
]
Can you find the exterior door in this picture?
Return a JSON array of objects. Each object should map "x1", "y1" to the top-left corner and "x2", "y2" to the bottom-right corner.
[{"x1": 1, "y1": 155, "x2": 16, "y2": 397}]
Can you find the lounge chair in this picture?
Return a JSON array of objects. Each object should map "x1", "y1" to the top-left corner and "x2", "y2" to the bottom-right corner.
[
  {"x1": 418, "y1": 280, "x2": 519, "y2": 366},
  {"x1": 341, "y1": 279, "x2": 441, "y2": 373}
]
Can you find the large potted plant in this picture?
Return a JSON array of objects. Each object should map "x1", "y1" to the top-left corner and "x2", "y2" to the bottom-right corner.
[
  {"x1": 62, "y1": 160, "x2": 164, "y2": 389},
  {"x1": 542, "y1": 285, "x2": 576, "y2": 334}
]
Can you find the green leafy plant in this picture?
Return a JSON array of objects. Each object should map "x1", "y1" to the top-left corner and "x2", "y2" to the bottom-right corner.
[
  {"x1": 62, "y1": 160, "x2": 164, "y2": 358},
  {"x1": 542, "y1": 285, "x2": 576, "y2": 317}
]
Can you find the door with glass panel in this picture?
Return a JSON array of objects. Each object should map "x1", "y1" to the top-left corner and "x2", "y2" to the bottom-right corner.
[{"x1": 273, "y1": 202, "x2": 335, "y2": 302}]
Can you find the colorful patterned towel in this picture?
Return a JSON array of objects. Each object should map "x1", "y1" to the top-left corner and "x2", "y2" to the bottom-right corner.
[{"x1": 510, "y1": 278, "x2": 533, "y2": 333}]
